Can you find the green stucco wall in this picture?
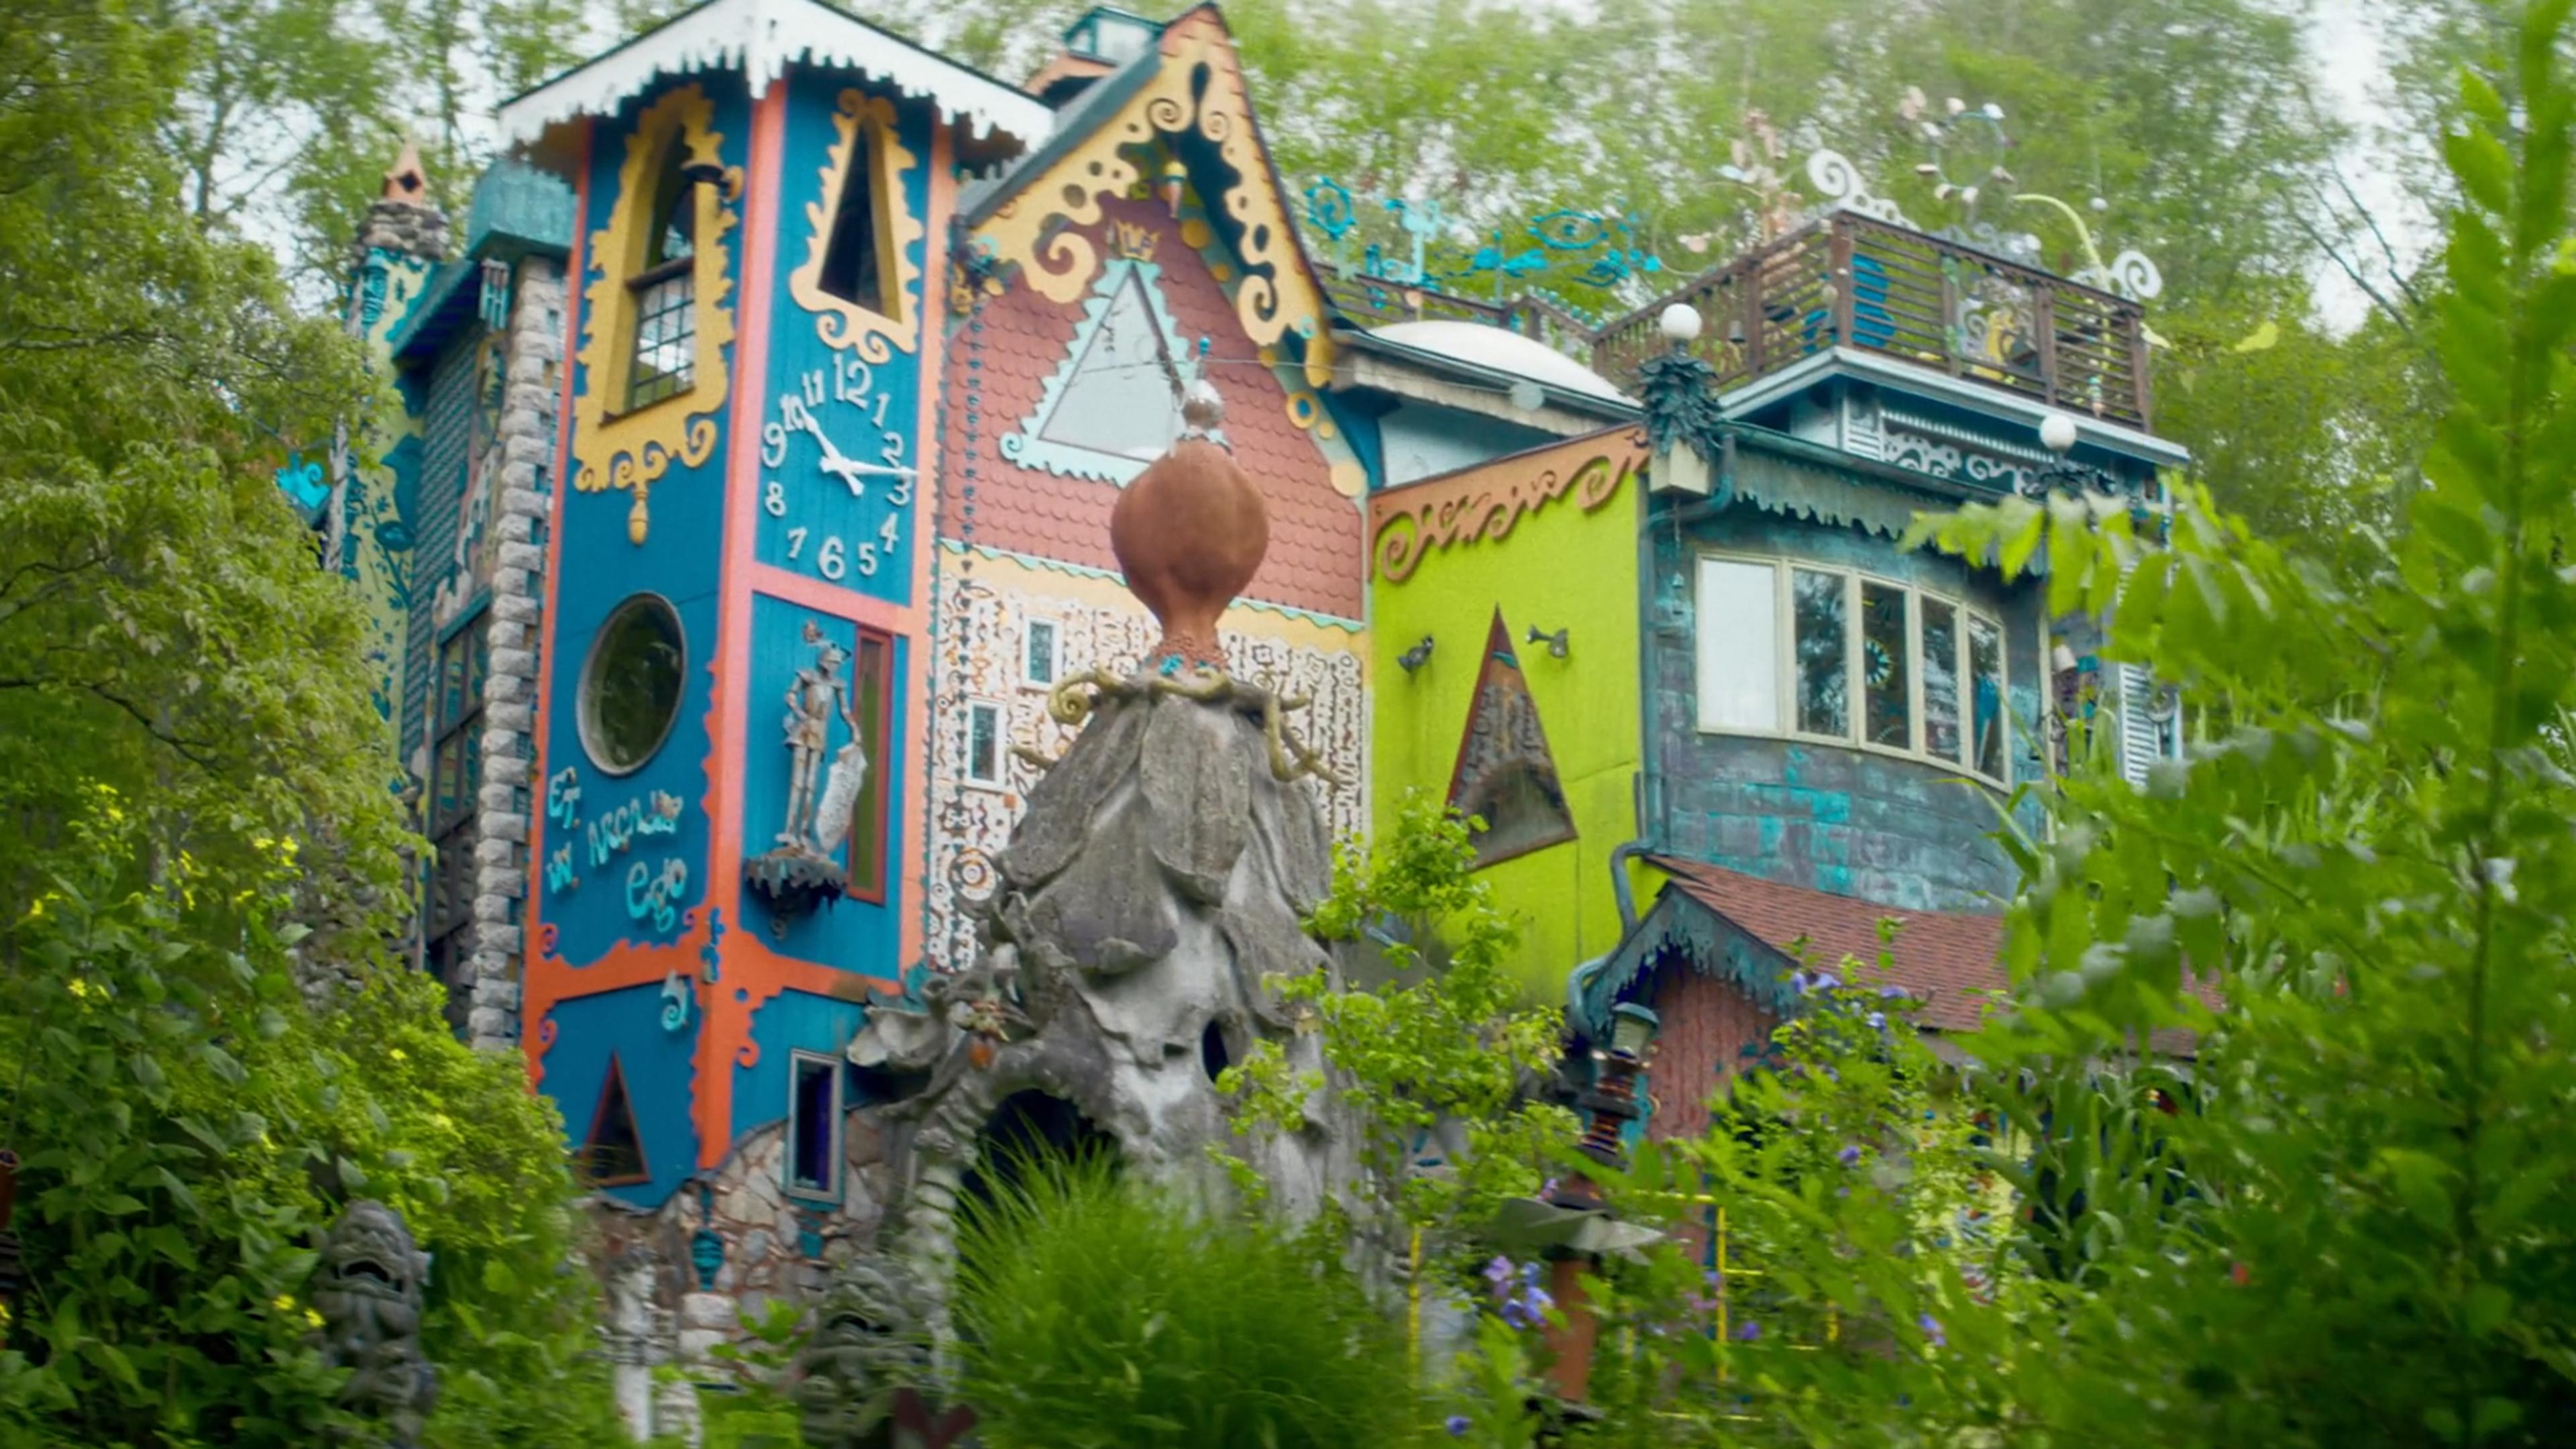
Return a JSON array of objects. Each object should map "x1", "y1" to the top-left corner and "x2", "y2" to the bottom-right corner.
[{"x1": 1368, "y1": 434, "x2": 1648, "y2": 994}]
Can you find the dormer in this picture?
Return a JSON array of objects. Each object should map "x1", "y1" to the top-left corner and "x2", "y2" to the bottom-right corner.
[{"x1": 1024, "y1": 5, "x2": 1164, "y2": 106}]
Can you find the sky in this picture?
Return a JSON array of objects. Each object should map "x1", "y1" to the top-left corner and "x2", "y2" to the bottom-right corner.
[{"x1": 2305, "y1": 0, "x2": 2429, "y2": 333}]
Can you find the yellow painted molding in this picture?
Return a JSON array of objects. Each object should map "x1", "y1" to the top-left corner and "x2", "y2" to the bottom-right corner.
[
  {"x1": 973, "y1": 11, "x2": 1335, "y2": 388},
  {"x1": 1368, "y1": 430, "x2": 1650, "y2": 584},
  {"x1": 788, "y1": 89, "x2": 925, "y2": 363},
  {"x1": 572, "y1": 83, "x2": 738, "y2": 546}
]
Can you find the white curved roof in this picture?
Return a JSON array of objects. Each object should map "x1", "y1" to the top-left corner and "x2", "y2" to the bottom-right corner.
[{"x1": 1368, "y1": 319, "x2": 1632, "y2": 405}]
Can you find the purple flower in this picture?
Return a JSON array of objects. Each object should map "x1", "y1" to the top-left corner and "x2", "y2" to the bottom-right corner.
[
  {"x1": 1733, "y1": 1320, "x2": 1762, "y2": 1341},
  {"x1": 1446, "y1": 1415, "x2": 1472, "y2": 1438},
  {"x1": 1919, "y1": 1313, "x2": 1945, "y2": 1348},
  {"x1": 1879, "y1": 984, "x2": 1910, "y2": 1000},
  {"x1": 1789, "y1": 969, "x2": 1813, "y2": 995},
  {"x1": 1483, "y1": 1256, "x2": 1514, "y2": 1295},
  {"x1": 1813, "y1": 971, "x2": 1841, "y2": 993},
  {"x1": 1837, "y1": 1144, "x2": 1863, "y2": 1167},
  {"x1": 1540, "y1": 1177, "x2": 1560, "y2": 1199},
  {"x1": 1866, "y1": 1011, "x2": 1887, "y2": 1030}
]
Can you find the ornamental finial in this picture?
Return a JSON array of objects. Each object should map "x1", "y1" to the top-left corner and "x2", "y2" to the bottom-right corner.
[{"x1": 1110, "y1": 376, "x2": 1267, "y2": 672}]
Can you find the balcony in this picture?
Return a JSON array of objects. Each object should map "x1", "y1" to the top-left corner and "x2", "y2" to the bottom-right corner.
[{"x1": 1589, "y1": 211, "x2": 2154, "y2": 433}]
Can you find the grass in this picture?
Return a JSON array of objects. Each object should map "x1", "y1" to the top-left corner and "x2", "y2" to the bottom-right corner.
[{"x1": 952, "y1": 1152, "x2": 1432, "y2": 1449}]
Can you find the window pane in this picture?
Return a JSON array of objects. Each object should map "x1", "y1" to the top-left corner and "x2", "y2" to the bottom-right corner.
[
  {"x1": 1695, "y1": 559, "x2": 1777, "y2": 731},
  {"x1": 580, "y1": 595, "x2": 686, "y2": 774},
  {"x1": 1039, "y1": 268, "x2": 1182, "y2": 460},
  {"x1": 1026, "y1": 620, "x2": 1057, "y2": 685},
  {"x1": 1792, "y1": 568, "x2": 1848, "y2": 737},
  {"x1": 1970, "y1": 614, "x2": 2006, "y2": 779},
  {"x1": 1862, "y1": 581, "x2": 1910, "y2": 748},
  {"x1": 967, "y1": 704, "x2": 1000, "y2": 782},
  {"x1": 1921, "y1": 597, "x2": 1962, "y2": 763},
  {"x1": 788, "y1": 1057, "x2": 837, "y2": 1195}
]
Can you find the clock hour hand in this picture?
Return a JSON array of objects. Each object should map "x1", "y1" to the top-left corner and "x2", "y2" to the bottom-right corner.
[{"x1": 800, "y1": 412, "x2": 871, "y2": 498}]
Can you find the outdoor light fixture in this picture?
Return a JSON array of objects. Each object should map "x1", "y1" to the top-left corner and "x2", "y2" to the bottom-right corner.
[
  {"x1": 1397, "y1": 635, "x2": 1435, "y2": 673},
  {"x1": 1658, "y1": 302, "x2": 1703, "y2": 343},
  {"x1": 1525, "y1": 624, "x2": 1569, "y2": 659},
  {"x1": 1607, "y1": 1001, "x2": 1660, "y2": 1061}
]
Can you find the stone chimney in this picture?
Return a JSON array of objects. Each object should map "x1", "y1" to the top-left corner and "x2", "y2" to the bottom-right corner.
[{"x1": 350, "y1": 141, "x2": 449, "y2": 270}]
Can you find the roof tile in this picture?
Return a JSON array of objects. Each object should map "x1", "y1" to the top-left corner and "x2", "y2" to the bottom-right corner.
[
  {"x1": 1652, "y1": 856, "x2": 2007, "y2": 1033},
  {"x1": 938, "y1": 195, "x2": 1363, "y2": 620}
]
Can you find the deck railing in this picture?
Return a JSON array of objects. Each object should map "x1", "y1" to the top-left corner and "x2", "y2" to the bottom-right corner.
[{"x1": 1589, "y1": 212, "x2": 2154, "y2": 432}]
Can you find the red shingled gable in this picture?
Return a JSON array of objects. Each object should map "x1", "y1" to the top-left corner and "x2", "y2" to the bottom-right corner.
[
  {"x1": 1652, "y1": 856, "x2": 2009, "y2": 1032},
  {"x1": 939, "y1": 195, "x2": 1364, "y2": 620}
]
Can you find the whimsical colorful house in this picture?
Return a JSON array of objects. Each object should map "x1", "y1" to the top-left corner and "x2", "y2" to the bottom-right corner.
[{"x1": 325, "y1": 2, "x2": 2190, "y2": 1432}]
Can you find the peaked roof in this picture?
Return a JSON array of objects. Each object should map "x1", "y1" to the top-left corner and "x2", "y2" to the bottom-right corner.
[
  {"x1": 497, "y1": 0, "x2": 1052, "y2": 157},
  {"x1": 1656, "y1": 857, "x2": 2008, "y2": 1032},
  {"x1": 960, "y1": 5, "x2": 1339, "y2": 390},
  {"x1": 1571, "y1": 857, "x2": 2009, "y2": 1037}
]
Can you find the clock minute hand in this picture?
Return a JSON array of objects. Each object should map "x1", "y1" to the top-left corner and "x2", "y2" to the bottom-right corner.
[{"x1": 799, "y1": 413, "x2": 871, "y2": 498}]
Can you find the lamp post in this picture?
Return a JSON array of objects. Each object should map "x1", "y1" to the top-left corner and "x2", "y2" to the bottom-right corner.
[{"x1": 1527, "y1": 1003, "x2": 1660, "y2": 1407}]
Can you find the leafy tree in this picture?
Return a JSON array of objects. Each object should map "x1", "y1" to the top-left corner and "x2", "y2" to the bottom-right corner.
[
  {"x1": 0, "y1": 6, "x2": 621, "y2": 1444},
  {"x1": 1221, "y1": 792, "x2": 1576, "y2": 1298}
]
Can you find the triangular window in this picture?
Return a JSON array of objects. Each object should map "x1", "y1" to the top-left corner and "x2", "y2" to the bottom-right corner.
[
  {"x1": 816, "y1": 123, "x2": 887, "y2": 313},
  {"x1": 581, "y1": 1053, "x2": 649, "y2": 1186},
  {"x1": 1002, "y1": 258, "x2": 1188, "y2": 485},
  {"x1": 1446, "y1": 611, "x2": 1578, "y2": 869}
]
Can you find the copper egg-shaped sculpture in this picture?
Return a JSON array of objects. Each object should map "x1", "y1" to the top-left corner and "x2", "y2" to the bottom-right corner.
[{"x1": 1110, "y1": 381, "x2": 1267, "y2": 672}]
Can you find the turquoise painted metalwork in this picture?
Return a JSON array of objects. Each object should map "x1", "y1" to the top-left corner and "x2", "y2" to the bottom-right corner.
[
  {"x1": 1300, "y1": 177, "x2": 1665, "y2": 304},
  {"x1": 274, "y1": 452, "x2": 329, "y2": 523},
  {"x1": 998, "y1": 258, "x2": 1192, "y2": 486}
]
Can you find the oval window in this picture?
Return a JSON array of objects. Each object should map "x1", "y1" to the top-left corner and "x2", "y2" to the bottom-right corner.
[{"x1": 580, "y1": 594, "x2": 686, "y2": 775}]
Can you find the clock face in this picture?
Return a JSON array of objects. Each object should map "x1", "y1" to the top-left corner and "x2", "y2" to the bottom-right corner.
[{"x1": 757, "y1": 355, "x2": 913, "y2": 592}]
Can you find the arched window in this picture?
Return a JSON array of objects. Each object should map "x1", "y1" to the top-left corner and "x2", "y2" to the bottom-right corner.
[{"x1": 627, "y1": 143, "x2": 699, "y2": 410}]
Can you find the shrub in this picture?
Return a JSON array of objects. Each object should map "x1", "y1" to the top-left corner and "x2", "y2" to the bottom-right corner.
[{"x1": 953, "y1": 1155, "x2": 1432, "y2": 1449}]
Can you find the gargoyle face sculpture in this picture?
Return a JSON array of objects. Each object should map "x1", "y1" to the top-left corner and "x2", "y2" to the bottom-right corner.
[{"x1": 320, "y1": 1200, "x2": 429, "y2": 1306}]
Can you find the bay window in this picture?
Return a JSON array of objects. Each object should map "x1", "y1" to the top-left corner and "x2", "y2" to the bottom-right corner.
[{"x1": 1697, "y1": 555, "x2": 2012, "y2": 784}]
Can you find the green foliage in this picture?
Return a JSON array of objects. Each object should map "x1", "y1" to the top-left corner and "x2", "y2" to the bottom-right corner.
[
  {"x1": 951, "y1": 1153, "x2": 1431, "y2": 1449},
  {"x1": 1221, "y1": 790, "x2": 1574, "y2": 1290},
  {"x1": 0, "y1": 806, "x2": 623, "y2": 1448},
  {"x1": 0, "y1": 8, "x2": 623, "y2": 1444}
]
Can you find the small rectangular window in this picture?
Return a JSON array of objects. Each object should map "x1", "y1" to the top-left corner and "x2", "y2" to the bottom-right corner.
[
  {"x1": 1791, "y1": 568, "x2": 1848, "y2": 737},
  {"x1": 1970, "y1": 613, "x2": 2007, "y2": 780},
  {"x1": 1025, "y1": 619, "x2": 1059, "y2": 686},
  {"x1": 786, "y1": 1051, "x2": 841, "y2": 1200},
  {"x1": 1921, "y1": 596, "x2": 1962, "y2": 764},
  {"x1": 627, "y1": 272, "x2": 696, "y2": 409},
  {"x1": 1861, "y1": 580, "x2": 1911, "y2": 749},
  {"x1": 1695, "y1": 558, "x2": 1778, "y2": 733},
  {"x1": 965, "y1": 701, "x2": 1004, "y2": 787}
]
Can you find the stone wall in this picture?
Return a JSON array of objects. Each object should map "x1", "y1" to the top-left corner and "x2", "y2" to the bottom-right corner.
[
  {"x1": 464, "y1": 256, "x2": 566, "y2": 1052},
  {"x1": 589, "y1": 1104, "x2": 898, "y2": 1445}
]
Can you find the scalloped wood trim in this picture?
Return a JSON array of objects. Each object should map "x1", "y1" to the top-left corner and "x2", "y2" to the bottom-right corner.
[
  {"x1": 788, "y1": 89, "x2": 924, "y2": 363},
  {"x1": 973, "y1": 11, "x2": 1334, "y2": 388},
  {"x1": 571, "y1": 84, "x2": 739, "y2": 545}
]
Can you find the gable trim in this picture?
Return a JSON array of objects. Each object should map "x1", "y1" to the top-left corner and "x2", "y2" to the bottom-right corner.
[{"x1": 967, "y1": 7, "x2": 1336, "y2": 389}]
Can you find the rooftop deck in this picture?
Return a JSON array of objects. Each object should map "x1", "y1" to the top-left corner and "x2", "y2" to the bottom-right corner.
[{"x1": 1589, "y1": 212, "x2": 2155, "y2": 432}]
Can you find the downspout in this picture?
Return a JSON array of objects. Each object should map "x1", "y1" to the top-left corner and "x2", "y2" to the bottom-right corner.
[{"x1": 1618, "y1": 432, "x2": 1736, "y2": 934}]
